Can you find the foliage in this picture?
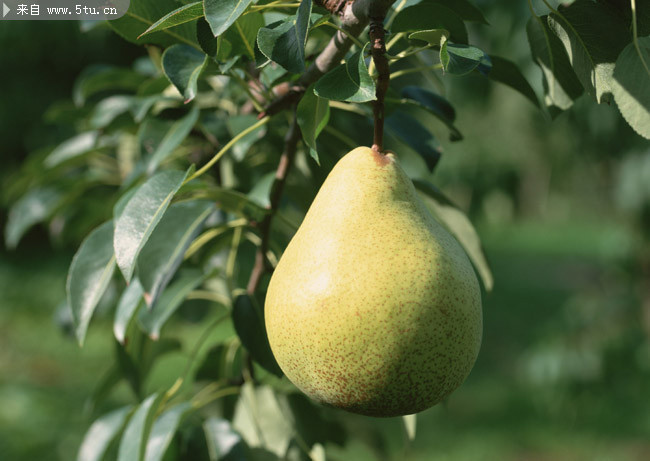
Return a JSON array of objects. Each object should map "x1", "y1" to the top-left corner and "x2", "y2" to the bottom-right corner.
[{"x1": 2, "y1": 0, "x2": 649, "y2": 459}]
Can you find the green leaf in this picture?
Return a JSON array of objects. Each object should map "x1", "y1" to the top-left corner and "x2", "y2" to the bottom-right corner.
[
  {"x1": 114, "y1": 278, "x2": 144, "y2": 344},
  {"x1": 67, "y1": 220, "x2": 117, "y2": 345},
  {"x1": 414, "y1": 180, "x2": 493, "y2": 291},
  {"x1": 386, "y1": 111, "x2": 441, "y2": 172},
  {"x1": 197, "y1": 17, "x2": 218, "y2": 56},
  {"x1": 218, "y1": 12, "x2": 265, "y2": 61},
  {"x1": 547, "y1": 0, "x2": 630, "y2": 103},
  {"x1": 204, "y1": 0, "x2": 253, "y2": 37},
  {"x1": 232, "y1": 383, "x2": 293, "y2": 457},
  {"x1": 77, "y1": 405, "x2": 133, "y2": 461},
  {"x1": 526, "y1": 16, "x2": 583, "y2": 115},
  {"x1": 402, "y1": 414, "x2": 416, "y2": 441},
  {"x1": 611, "y1": 38, "x2": 650, "y2": 140},
  {"x1": 118, "y1": 393, "x2": 163, "y2": 461},
  {"x1": 45, "y1": 131, "x2": 105, "y2": 167},
  {"x1": 139, "y1": 2, "x2": 204, "y2": 38},
  {"x1": 114, "y1": 169, "x2": 191, "y2": 282},
  {"x1": 4, "y1": 187, "x2": 62, "y2": 249},
  {"x1": 297, "y1": 84, "x2": 330, "y2": 163},
  {"x1": 399, "y1": 86, "x2": 462, "y2": 141},
  {"x1": 203, "y1": 417, "x2": 250, "y2": 461},
  {"x1": 162, "y1": 45, "x2": 209, "y2": 103},
  {"x1": 408, "y1": 29, "x2": 448, "y2": 46},
  {"x1": 257, "y1": 0, "x2": 312, "y2": 73},
  {"x1": 198, "y1": 186, "x2": 270, "y2": 222},
  {"x1": 90, "y1": 96, "x2": 133, "y2": 129},
  {"x1": 226, "y1": 115, "x2": 267, "y2": 161},
  {"x1": 232, "y1": 294, "x2": 283, "y2": 376},
  {"x1": 423, "y1": 0, "x2": 488, "y2": 25},
  {"x1": 109, "y1": 0, "x2": 199, "y2": 49},
  {"x1": 314, "y1": 43, "x2": 376, "y2": 102},
  {"x1": 138, "y1": 269, "x2": 206, "y2": 339},
  {"x1": 440, "y1": 40, "x2": 491, "y2": 75},
  {"x1": 145, "y1": 403, "x2": 192, "y2": 461},
  {"x1": 391, "y1": 3, "x2": 467, "y2": 44},
  {"x1": 146, "y1": 106, "x2": 200, "y2": 173},
  {"x1": 486, "y1": 55, "x2": 539, "y2": 108},
  {"x1": 73, "y1": 65, "x2": 147, "y2": 107},
  {"x1": 138, "y1": 200, "x2": 215, "y2": 307}
]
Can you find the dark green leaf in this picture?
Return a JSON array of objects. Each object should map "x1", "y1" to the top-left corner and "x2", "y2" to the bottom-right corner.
[
  {"x1": 440, "y1": 40, "x2": 491, "y2": 75},
  {"x1": 162, "y1": 45, "x2": 209, "y2": 103},
  {"x1": 138, "y1": 269, "x2": 206, "y2": 339},
  {"x1": 611, "y1": 37, "x2": 650, "y2": 140},
  {"x1": 414, "y1": 180, "x2": 493, "y2": 291},
  {"x1": 114, "y1": 278, "x2": 144, "y2": 344},
  {"x1": 118, "y1": 393, "x2": 164, "y2": 461},
  {"x1": 297, "y1": 84, "x2": 330, "y2": 163},
  {"x1": 203, "y1": 417, "x2": 250, "y2": 461},
  {"x1": 547, "y1": 0, "x2": 630, "y2": 103},
  {"x1": 138, "y1": 200, "x2": 215, "y2": 307},
  {"x1": 67, "y1": 220, "x2": 117, "y2": 345},
  {"x1": 391, "y1": 4, "x2": 468, "y2": 44},
  {"x1": 423, "y1": 0, "x2": 488, "y2": 25},
  {"x1": 114, "y1": 169, "x2": 191, "y2": 282},
  {"x1": 398, "y1": 86, "x2": 462, "y2": 141},
  {"x1": 204, "y1": 0, "x2": 253, "y2": 37},
  {"x1": 257, "y1": 0, "x2": 312, "y2": 73},
  {"x1": 5, "y1": 187, "x2": 62, "y2": 249},
  {"x1": 109, "y1": 0, "x2": 199, "y2": 49},
  {"x1": 526, "y1": 16, "x2": 583, "y2": 115},
  {"x1": 115, "y1": 339, "x2": 142, "y2": 399},
  {"x1": 146, "y1": 106, "x2": 200, "y2": 173},
  {"x1": 144, "y1": 403, "x2": 192, "y2": 461},
  {"x1": 197, "y1": 17, "x2": 218, "y2": 56},
  {"x1": 486, "y1": 55, "x2": 539, "y2": 108},
  {"x1": 386, "y1": 111, "x2": 441, "y2": 172},
  {"x1": 140, "y1": 2, "x2": 204, "y2": 38},
  {"x1": 232, "y1": 294, "x2": 282, "y2": 377},
  {"x1": 219, "y1": 12, "x2": 265, "y2": 61},
  {"x1": 314, "y1": 44, "x2": 376, "y2": 102},
  {"x1": 77, "y1": 405, "x2": 133, "y2": 461}
]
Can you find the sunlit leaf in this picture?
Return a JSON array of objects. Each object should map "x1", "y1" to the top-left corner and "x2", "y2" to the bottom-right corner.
[
  {"x1": 204, "y1": 0, "x2": 253, "y2": 37},
  {"x1": 114, "y1": 278, "x2": 144, "y2": 344},
  {"x1": 145, "y1": 403, "x2": 192, "y2": 461},
  {"x1": 67, "y1": 220, "x2": 117, "y2": 345},
  {"x1": 77, "y1": 405, "x2": 133, "y2": 461},
  {"x1": 139, "y1": 2, "x2": 204, "y2": 38},
  {"x1": 162, "y1": 45, "x2": 209, "y2": 103},
  {"x1": 138, "y1": 200, "x2": 215, "y2": 307},
  {"x1": 203, "y1": 417, "x2": 250, "y2": 461},
  {"x1": 118, "y1": 393, "x2": 163, "y2": 461},
  {"x1": 114, "y1": 169, "x2": 191, "y2": 282}
]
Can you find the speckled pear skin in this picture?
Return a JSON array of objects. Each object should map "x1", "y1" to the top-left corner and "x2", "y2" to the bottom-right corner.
[{"x1": 265, "y1": 147, "x2": 482, "y2": 417}]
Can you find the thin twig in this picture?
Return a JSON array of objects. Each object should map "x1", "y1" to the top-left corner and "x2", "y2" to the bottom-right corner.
[
  {"x1": 369, "y1": 16, "x2": 389, "y2": 153},
  {"x1": 246, "y1": 113, "x2": 301, "y2": 295}
]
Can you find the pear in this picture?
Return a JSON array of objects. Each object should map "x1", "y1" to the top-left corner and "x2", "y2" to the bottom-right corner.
[{"x1": 265, "y1": 147, "x2": 482, "y2": 417}]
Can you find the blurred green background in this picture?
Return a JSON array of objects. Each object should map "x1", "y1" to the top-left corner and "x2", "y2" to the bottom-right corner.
[{"x1": 2, "y1": 1, "x2": 650, "y2": 460}]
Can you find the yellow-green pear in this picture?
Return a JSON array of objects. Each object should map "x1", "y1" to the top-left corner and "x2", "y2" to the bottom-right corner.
[{"x1": 265, "y1": 146, "x2": 482, "y2": 417}]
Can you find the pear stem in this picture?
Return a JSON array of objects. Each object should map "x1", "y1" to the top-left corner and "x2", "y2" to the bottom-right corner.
[
  {"x1": 247, "y1": 113, "x2": 301, "y2": 295},
  {"x1": 369, "y1": 16, "x2": 389, "y2": 153}
]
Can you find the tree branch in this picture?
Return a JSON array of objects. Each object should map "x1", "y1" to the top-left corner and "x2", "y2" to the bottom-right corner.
[
  {"x1": 260, "y1": 0, "x2": 397, "y2": 118},
  {"x1": 247, "y1": 113, "x2": 301, "y2": 295},
  {"x1": 369, "y1": 16, "x2": 389, "y2": 153}
]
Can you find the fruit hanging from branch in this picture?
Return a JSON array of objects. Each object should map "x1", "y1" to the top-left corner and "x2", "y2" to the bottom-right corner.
[{"x1": 265, "y1": 147, "x2": 483, "y2": 417}]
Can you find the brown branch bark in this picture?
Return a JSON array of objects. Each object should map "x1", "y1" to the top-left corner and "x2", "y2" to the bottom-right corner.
[
  {"x1": 246, "y1": 114, "x2": 301, "y2": 295},
  {"x1": 369, "y1": 17, "x2": 389, "y2": 153}
]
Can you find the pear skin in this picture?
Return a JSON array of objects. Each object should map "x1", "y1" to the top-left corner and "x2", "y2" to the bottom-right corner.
[{"x1": 265, "y1": 147, "x2": 482, "y2": 417}]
